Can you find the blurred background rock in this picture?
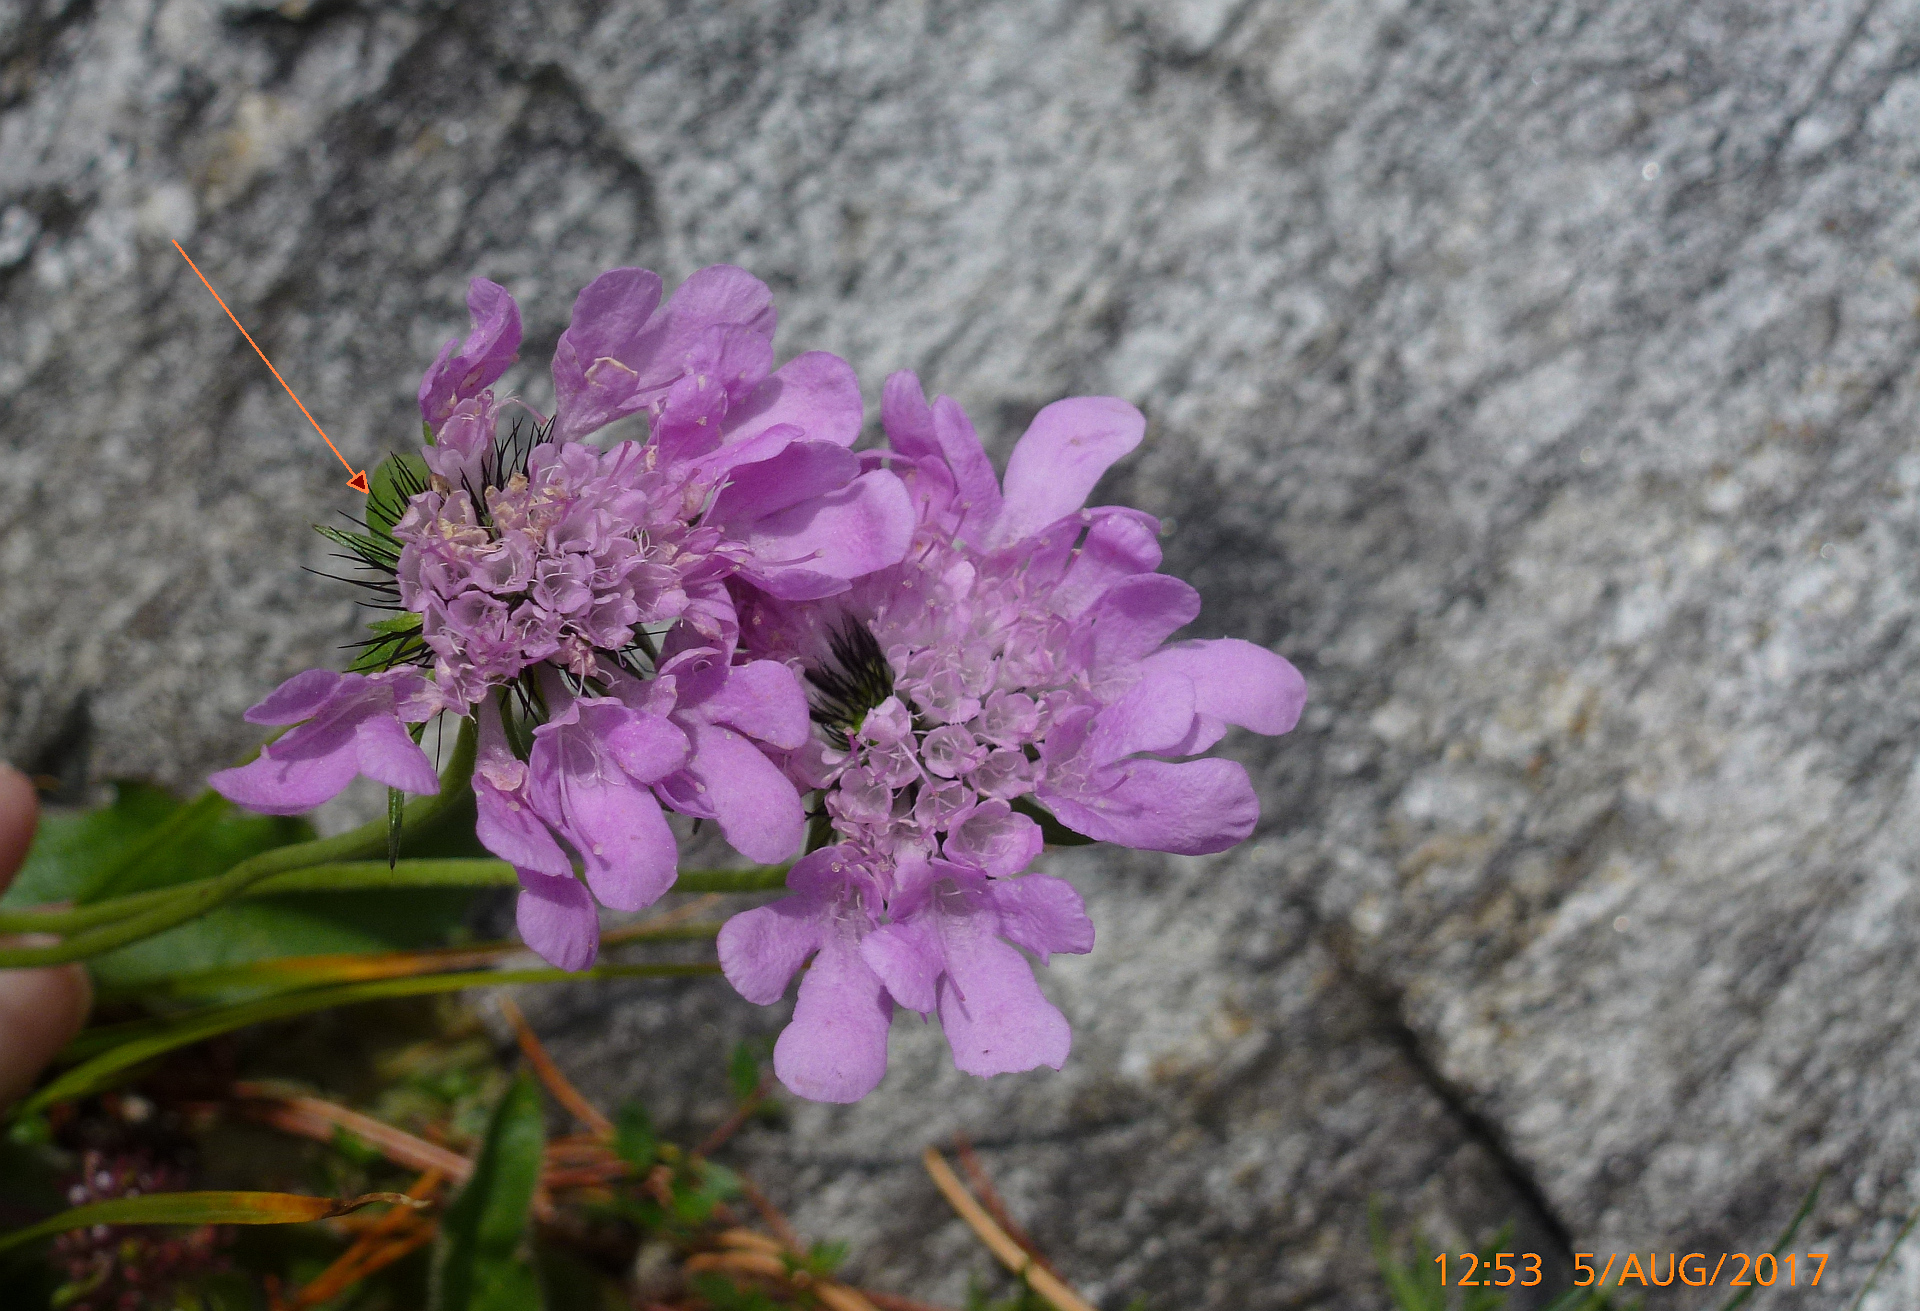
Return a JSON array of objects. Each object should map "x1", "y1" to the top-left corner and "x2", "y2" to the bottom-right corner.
[{"x1": 5, "y1": 1, "x2": 1920, "y2": 1306}]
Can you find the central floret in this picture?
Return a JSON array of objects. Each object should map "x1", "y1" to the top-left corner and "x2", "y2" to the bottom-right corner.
[{"x1": 395, "y1": 437, "x2": 737, "y2": 708}]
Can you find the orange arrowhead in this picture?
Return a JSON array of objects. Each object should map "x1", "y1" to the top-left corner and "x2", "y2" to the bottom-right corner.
[{"x1": 173, "y1": 243, "x2": 370, "y2": 494}]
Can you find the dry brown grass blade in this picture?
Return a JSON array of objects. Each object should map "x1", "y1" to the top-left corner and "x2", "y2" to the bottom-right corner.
[
  {"x1": 687, "y1": 1248, "x2": 788, "y2": 1277},
  {"x1": 540, "y1": 1162, "x2": 635, "y2": 1189},
  {"x1": 952, "y1": 1133, "x2": 1059, "y2": 1279},
  {"x1": 921, "y1": 1148, "x2": 1097, "y2": 1311},
  {"x1": 716, "y1": 1227, "x2": 786, "y2": 1254},
  {"x1": 235, "y1": 1081, "x2": 609, "y2": 1211},
  {"x1": 287, "y1": 1170, "x2": 444, "y2": 1308},
  {"x1": 497, "y1": 996, "x2": 616, "y2": 1139},
  {"x1": 687, "y1": 1241, "x2": 883, "y2": 1311},
  {"x1": 814, "y1": 1284, "x2": 885, "y2": 1311},
  {"x1": 235, "y1": 1084, "x2": 472, "y2": 1183},
  {"x1": 860, "y1": 1293, "x2": 963, "y2": 1311}
]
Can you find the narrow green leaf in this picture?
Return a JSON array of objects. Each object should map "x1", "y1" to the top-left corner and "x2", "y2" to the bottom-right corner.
[
  {"x1": 21, "y1": 961, "x2": 717, "y2": 1118},
  {"x1": 3, "y1": 782, "x2": 303, "y2": 910},
  {"x1": 315, "y1": 522, "x2": 402, "y2": 571},
  {"x1": 349, "y1": 633, "x2": 427, "y2": 674},
  {"x1": 1719, "y1": 1178, "x2": 1821, "y2": 1311},
  {"x1": 1852, "y1": 1199, "x2": 1920, "y2": 1311},
  {"x1": 389, "y1": 786, "x2": 406, "y2": 869},
  {"x1": 0, "y1": 857, "x2": 785, "y2": 940},
  {"x1": 0, "y1": 1190, "x2": 419, "y2": 1254},
  {"x1": 430, "y1": 1074, "x2": 547, "y2": 1311},
  {"x1": 0, "y1": 719, "x2": 477, "y2": 970}
]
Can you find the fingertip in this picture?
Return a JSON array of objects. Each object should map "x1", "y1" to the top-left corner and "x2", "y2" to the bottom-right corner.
[
  {"x1": 0, "y1": 763, "x2": 38, "y2": 892},
  {"x1": 0, "y1": 962, "x2": 90, "y2": 1109}
]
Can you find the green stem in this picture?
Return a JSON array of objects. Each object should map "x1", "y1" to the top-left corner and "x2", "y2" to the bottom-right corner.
[
  {"x1": 17, "y1": 961, "x2": 719, "y2": 1119},
  {"x1": 0, "y1": 720, "x2": 479, "y2": 969},
  {"x1": 0, "y1": 858, "x2": 789, "y2": 938}
]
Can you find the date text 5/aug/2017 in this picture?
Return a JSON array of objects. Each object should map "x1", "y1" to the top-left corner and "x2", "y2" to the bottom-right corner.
[{"x1": 1432, "y1": 1250, "x2": 1827, "y2": 1290}]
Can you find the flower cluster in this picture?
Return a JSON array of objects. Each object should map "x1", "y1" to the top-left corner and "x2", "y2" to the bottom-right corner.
[
  {"x1": 212, "y1": 265, "x2": 1304, "y2": 1103},
  {"x1": 717, "y1": 375, "x2": 1305, "y2": 1099}
]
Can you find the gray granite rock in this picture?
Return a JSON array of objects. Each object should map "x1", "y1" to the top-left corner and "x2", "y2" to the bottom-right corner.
[{"x1": 7, "y1": 0, "x2": 1920, "y2": 1305}]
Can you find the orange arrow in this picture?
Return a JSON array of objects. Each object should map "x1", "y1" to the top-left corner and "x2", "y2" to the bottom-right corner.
[{"x1": 174, "y1": 241, "x2": 368, "y2": 494}]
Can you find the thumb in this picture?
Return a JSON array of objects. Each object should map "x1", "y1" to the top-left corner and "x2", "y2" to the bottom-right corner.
[{"x1": 0, "y1": 763, "x2": 91, "y2": 1108}]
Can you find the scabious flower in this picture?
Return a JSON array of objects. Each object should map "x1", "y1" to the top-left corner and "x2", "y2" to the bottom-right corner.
[
  {"x1": 718, "y1": 373, "x2": 1307, "y2": 1101},
  {"x1": 212, "y1": 262, "x2": 1309, "y2": 1104},
  {"x1": 213, "y1": 266, "x2": 915, "y2": 970}
]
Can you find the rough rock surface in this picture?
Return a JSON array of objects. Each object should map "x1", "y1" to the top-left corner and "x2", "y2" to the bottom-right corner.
[{"x1": 6, "y1": 0, "x2": 1920, "y2": 1305}]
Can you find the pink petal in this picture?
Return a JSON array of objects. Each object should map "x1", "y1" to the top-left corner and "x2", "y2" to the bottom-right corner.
[
  {"x1": 880, "y1": 370, "x2": 941, "y2": 461},
  {"x1": 773, "y1": 933, "x2": 893, "y2": 1103},
  {"x1": 352, "y1": 712, "x2": 441, "y2": 794},
  {"x1": 718, "y1": 871, "x2": 831, "y2": 1004},
  {"x1": 721, "y1": 351, "x2": 864, "y2": 449},
  {"x1": 988, "y1": 397, "x2": 1145, "y2": 548},
  {"x1": 602, "y1": 712, "x2": 692, "y2": 784},
  {"x1": 1053, "y1": 509, "x2": 1164, "y2": 618},
  {"x1": 943, "y1": 800, "x2": 1044, "y2": 878},
  {"x1": 935, "y1": 921, "x2": 1071, "y2": 1078},
  {"x1": 536, "y1": 765, "x2": 680, "y2": 911},
  {"x1": 1039, "y1": 756, "x2": 1258, "y2": 855},
  {"x1": 693, "y1": 660, "x2": 811, "y2": 750},
  {"x1": 1082, "y1": 573, "x2": 1202, "y2": 669},
  {"x1": 687, "y1": 422, "x2": 799, "y2": 481},
  {"x1": 859, "y1": 919, "x2": 942, "y2": 1014},
  {"x1": 984, "y1": 874, "x2": 1094, "y2": 962},
  {"x1": 743, "y1": 470, "x2": 915, "y2": 598},
  {"x1": 515, "y1": 872, "x2": 600, "y2": 972},
  {"x1": 654, "y1": 265, "x2": 777, "y2": 373},
  {"x1": 1139, "y1": 639, "x2": 1307, "y2": 743},
  {"x1": 933, "y1": 396, "x2": 1002, "y2": 545},
  {"x1": 561, "y1": 267, "x2": 665, "y2": 362},
  {"x1": 208, "y1": 743, "x2": 359, "y2": 816},
  {"x1": 1086, "y1": 670, "x2": 1196, "y2": 765},
  {"x1": 679, "y1": 723, "x2": 804, "y2": 863},
  {"x1": 710, "y1": 441, "x2": 861, "y2": 525},
  {"x1": 244, "y1": 669, "x2": 345, "y2": 725},
  {"x1": 646, "y1": 325, "x2": 776, "y2": 464},
  {"x1": 418, "y1": 278, "x2": 523, "y2": 429},
  {"x1": 549, "y1": 267, "x2": 666, "y2": 440},
  {"x1": 475, "y1": 782, "x2": 571, "y2": 877}
]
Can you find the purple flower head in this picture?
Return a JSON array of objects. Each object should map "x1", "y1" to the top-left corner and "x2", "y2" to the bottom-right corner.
[
  {"x1": 720, "y1": 371, "x2": 1306, "y2": 1099},
  {"x1": 216, "y1": 265, "x2": 915, "y2": 977},
  {"x1": 210, "y1": 668, "x2": 438, "y2": 815},
  {"x1": 392, "y1": 268, "x2": 914, "y2": 716}
]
